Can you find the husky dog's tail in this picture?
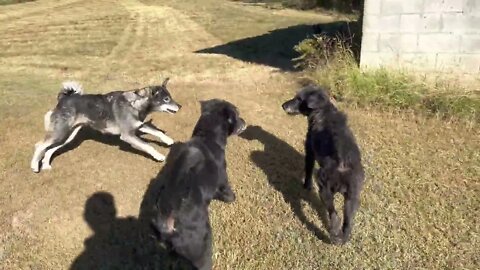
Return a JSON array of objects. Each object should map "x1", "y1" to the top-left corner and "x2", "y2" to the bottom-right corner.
[{"x1": 57, "y1": 81, "x2": 83, "y2": 100}]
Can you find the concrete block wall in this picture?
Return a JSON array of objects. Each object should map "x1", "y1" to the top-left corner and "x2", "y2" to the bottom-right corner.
[{"x1": 360, "y1": 0, "x2": 480, "y2": 73}]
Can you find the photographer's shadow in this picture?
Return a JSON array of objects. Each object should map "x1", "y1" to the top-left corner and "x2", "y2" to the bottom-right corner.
[
  {"x1": 70, "y1": 192, "x2": 175, "y2": 270},
  {"x1": 240, "y1": 125, "x2": 329, "y2": 242}
]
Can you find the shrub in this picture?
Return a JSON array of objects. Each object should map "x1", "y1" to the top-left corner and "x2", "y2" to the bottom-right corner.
[{"x1": 294, "y1": 34, "x2": 479, "y2": 122}]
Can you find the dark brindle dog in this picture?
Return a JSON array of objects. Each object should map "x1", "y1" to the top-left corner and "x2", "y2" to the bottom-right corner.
[
  {"x1": 282, "y1": 85, "x2": 364, "y2": 244},
  {"x1": 151, "y1": 99, "x2": 246, "y2": 270},
  {"x1": 30, "y1": 78, "x2": 181, "y2": 173}
]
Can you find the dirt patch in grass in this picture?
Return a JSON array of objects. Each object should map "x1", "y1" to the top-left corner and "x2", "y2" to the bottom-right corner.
[{"x1": 0, "y1": 0, "x2": 478, "y2": 269}]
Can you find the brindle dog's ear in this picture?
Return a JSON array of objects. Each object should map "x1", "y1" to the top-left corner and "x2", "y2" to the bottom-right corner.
[
  {"x1": 307, "y1": 90, "x2": 329, "y2": 109},
  {"x1": 162, "y1": 77, "x2": 170, "y2": 88}
]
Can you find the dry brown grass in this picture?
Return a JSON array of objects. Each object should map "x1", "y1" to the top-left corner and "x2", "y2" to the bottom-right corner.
[{"x1": 0, "y1": 0, "x2": 479, "y2": 269}]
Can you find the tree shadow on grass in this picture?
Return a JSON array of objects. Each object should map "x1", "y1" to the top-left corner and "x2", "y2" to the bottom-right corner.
[
  {"x1": 239, "y1": 125, "x2": 330, "y2": 243},
  {"x1": 195, "y1": 20, "x2": 363, "y2": 71},
  {"x1": 196, "y1": 24, "x2": 315, "y2": 71},
  {"x1": 70, "y1": 191, "x2": 188, "y2": 270}
]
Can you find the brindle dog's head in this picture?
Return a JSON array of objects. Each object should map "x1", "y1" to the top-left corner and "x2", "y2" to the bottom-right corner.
[{"x1": 282, "y1": 85, "x2": 331, "y2": 116}]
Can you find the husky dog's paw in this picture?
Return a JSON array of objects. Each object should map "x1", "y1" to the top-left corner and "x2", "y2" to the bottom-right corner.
[
  {"x1": 163, "y1": 137, "x2": 174, "y2": 146},
  {"x1": 41, "y1": 164, "x2": 52, "y2": 171},
  {"x1": 31, "y1": 164, "x2": 40, "y2": 173},
  {"x1": 153, "y1": 153, "x2": 166, "y2": 162}
]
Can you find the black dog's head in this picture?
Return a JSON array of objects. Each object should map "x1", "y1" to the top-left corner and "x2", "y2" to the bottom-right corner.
[
  {"x1": 282, "y1": 85, "x2": 331, "y2": 116},
  {"x1": 149, "y1": 78, "x2": 182, "y2": 114},
  {"x1": 200, "y1": 99, "x2": 247, "y2": 136}
]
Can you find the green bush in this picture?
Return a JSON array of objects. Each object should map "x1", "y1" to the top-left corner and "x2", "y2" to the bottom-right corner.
[
  {"x1": 295, "y1": 35, "x2": 479, "y2": 122},
  {"x1": 0, "y1": 0, "x2": 35, "y2": 5}
]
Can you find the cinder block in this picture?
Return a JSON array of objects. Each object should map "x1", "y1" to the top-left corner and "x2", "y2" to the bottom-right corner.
[
  {"x1": 400, "y1": 34, "x2": 418, "y2": 52},
  {"x1": 399, "y1": 53, "x2": 437, "y2": 69},
  {"x1": 400, "y1": 14, "x2": 441, "y2": 33},
  {"x1": 459, "y1": 54, "x2": 480, "y2": 72},
  {"x1": 362, "y1": 15, "x2": 379, "y2": 33},
  {"x1": 364, "y1": 0, "x2": 382, "y2": 15},
  {"x1": 360, "y1": 51, "x2": 398, "y2": 69},
  {"x1": 402, "y1": 1, "x2": 424, "y2": 14},
  {"x1": 418, "y1": 33, "x2": 461, "y2": 53},
  {"x1": 461, "y1": 35, "x2": 480, "y2": 53},
  {"x1": 442, "y1": 13, "x2": 480, "y2": 33},
  {"x1": 361, "y1": 33, "x2": 379, "y2": 52},
  {"x1": 424, "y1": 0, "x2": 463, "y2": 13},
  {"x1": 381, "y1": 0, "x2": 403, "y2": 15},
  {"x1": 400, "y1": 14, "x2": 421, "y2": 33},
  {"x1": 421, "y1": 14, "x2": 442, "y2": 32},
  {"x1": 364, "y1": 15, "x2": 400, "y2": 33},
  {"x1": 436, "y1": 53, "x2": 462, "y2": 71},
  {"x1": 464, "y1": 0, "x2": 480, "y2": 14},
  {"x1": 443, "y1": 0, "x2": 464, "y2": 13},
  {"x1": 424, "y1": 0, "x2": 444, "y2": 13},
  {"x1": 379, "y1": 34, "x2": 401, "y2": 52}
]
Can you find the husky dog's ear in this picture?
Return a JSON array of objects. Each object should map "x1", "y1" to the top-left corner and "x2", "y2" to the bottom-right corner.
[{"x1": 162, "y1": 77, "x2": 170, "y2": 88}]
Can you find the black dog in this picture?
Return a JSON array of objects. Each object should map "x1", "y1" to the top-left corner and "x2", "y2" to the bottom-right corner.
[
  {"x1": 151, "y1": 99, "x2": 246, "y2": 270},
  {"x1": 282, "y1": 85, "x2": 364, "y2": 244}
]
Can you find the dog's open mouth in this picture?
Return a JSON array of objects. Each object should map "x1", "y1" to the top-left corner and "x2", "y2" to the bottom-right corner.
[{"x1": 159, "y1": 104, "x2": 180, "y2": 114}]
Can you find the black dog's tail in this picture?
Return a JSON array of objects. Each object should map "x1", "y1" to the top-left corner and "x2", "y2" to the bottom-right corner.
[{"x1": 57, "y1": 81, "x2": 84, "y2": 100}]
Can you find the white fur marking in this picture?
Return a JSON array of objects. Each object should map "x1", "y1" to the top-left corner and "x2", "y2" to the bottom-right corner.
[
  {"x1": 139, "y1": 126, "x2": 174, "y2": 146},
  {"x1": 41, "y1": 126, "x2": 82, "y2": 170},
  {"x1": 62, "y1": 81, "x2": 83, "y2": 94},
  {"x1": 44, "y1": 111, "x2": 53, "y2": 131},
  {"x1": 120, "y1": 134, "x2": 165, "y2": 162}
]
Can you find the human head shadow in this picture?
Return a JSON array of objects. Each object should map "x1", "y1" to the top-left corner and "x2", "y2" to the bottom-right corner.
[
  {"x1": 70, "y1": 191, "x2": 192, "y2": 270},
  {"x1": 195, "y1": 24, "x2": 315, "y2": 71},
  {"x1": 239, "y1": 125, "x2": 330, "y2": 242},
  {"x1": 51, "y1": 126, "x2": 171, "y2": 163}
]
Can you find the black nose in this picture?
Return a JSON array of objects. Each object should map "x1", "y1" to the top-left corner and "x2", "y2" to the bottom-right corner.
[
  {"x1": 177, "y1": 104, "x2": 182, "y2": 110},
  {"x1": 282, "y1": 103, "x2": 287, "y2": 110}
]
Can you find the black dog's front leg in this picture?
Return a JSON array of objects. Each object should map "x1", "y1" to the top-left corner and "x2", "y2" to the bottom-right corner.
[
  {"x1": 341, "y1": 193, "x2": 360, "y2": 244},
  {"x1": 304, "y1": 136, "x2": 315, "y2": 190},
  {"x1": 214, "y1": 184, "x2": 236, "y2": 203}
]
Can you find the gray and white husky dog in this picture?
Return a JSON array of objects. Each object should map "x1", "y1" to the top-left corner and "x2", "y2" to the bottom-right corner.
[{"x1": 31, "y1": 78, "x2": 181, "y2": 173}]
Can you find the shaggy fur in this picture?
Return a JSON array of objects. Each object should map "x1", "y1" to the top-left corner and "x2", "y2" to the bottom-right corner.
[
  {"x1": 282, "y1": 85, "x2": 364, "y2": 244},
  {"x1": 151, "y1": 99, "x2": 246, "y2": 270},
  {"x1": 30, "y1": 78, "x2": 181, "y2": 173}
]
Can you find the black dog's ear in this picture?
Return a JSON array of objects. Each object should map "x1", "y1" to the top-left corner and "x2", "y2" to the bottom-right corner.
[
  {"x1": 200, "y1": 100, "x2": 208, "y2": 113},
  {"x1": 307, "y1": 91, "x2": 329, "y2": 109},
  {"x1": 162, "y1": 77, "x2": 170, "y2": 88}
]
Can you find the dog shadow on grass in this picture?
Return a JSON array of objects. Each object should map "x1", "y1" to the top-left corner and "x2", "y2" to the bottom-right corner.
[
  {"x1": 240, "y1": 125, "x2": 330, "y2": 243},
  {"x1": 70, "y1": 191, "x2": 191, "y2": 270},
  {"x1": 51, "y1": 126, "x2": 171, "y2": 163}
]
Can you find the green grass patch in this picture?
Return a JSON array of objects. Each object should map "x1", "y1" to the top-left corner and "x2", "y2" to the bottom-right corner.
[
  {"x1": 295, "y1": 35, "x2": 480, "y2": 123},
  {"x1": 0, "y1": 0, "x2": 34, "y2": 5}
]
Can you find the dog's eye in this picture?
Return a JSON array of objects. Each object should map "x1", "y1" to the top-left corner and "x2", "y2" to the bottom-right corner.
[{"x1": 163, "y1": 97, "x2": 171, "y2": 102}]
